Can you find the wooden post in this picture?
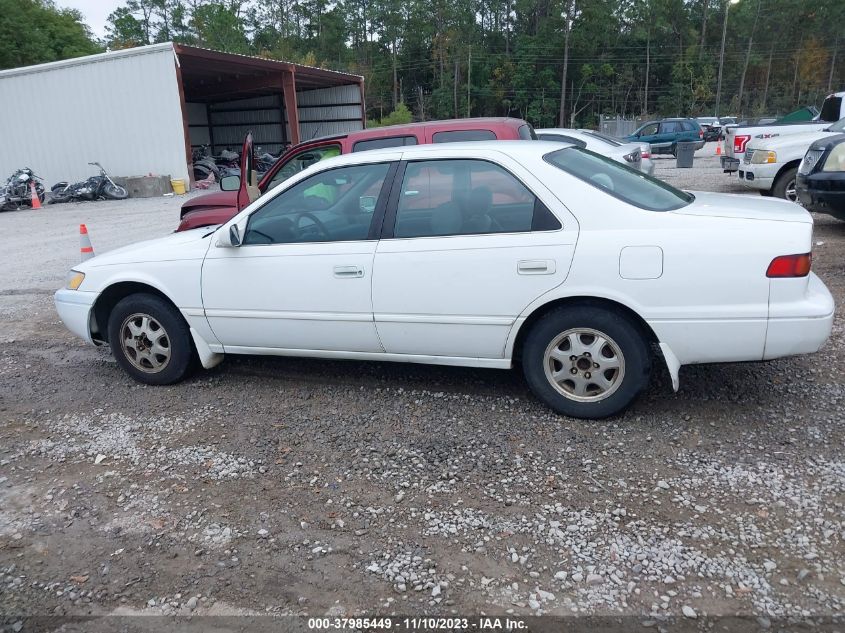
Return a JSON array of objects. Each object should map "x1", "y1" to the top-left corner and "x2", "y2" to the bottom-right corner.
[{"x1": 282, "y1": 70, "x2": 300, "y2": 146}]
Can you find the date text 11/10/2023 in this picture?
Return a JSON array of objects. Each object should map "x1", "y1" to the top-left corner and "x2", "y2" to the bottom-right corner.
[{"x1": 306, "y1": 617, "x2": 528, "y2": 630}]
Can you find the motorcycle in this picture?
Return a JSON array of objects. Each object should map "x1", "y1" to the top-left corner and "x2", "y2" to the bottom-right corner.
[
  {"x1": 49, "y1": 162, "x2": 129, "y2": 203},
  {"x1": 0, "y1": 167, "x2": 45, "y2": 211}
]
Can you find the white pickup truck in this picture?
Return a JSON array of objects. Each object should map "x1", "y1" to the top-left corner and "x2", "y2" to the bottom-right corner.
[
  {"x1": 722, "y1": 92, "x2": 845, "y2": 174},
  {"x1": 737, "y1": 117, "x2": 845, "y2": 200}
]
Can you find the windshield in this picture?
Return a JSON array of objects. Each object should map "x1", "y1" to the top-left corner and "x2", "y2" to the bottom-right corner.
[
  {"x1": 582, "y1": 130, "x2": 623, "y2": 146},
  {"x1": 544, "y1": 147, "x2": 693, "y2": 211}
]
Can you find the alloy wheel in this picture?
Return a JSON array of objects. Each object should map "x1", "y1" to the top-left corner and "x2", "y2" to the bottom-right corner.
[
  {"x1": 543, "y1": 328, "x2": 626, "y2": 402},
  {"x1": 120, "y1": 313, "x2": 171, "y2": 373}
]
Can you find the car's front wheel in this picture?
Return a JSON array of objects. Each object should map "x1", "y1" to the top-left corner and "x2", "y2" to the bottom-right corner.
[
  {"x1": 107, "y1": 293, "x2": 196, "y2": 385},
  {"x1": 522, "y1": 306, "x2": 651, "y2": 419}
]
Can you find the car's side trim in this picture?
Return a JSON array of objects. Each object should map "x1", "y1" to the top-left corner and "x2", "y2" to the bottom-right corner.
[
  {"x1": 203, "y1": 309, "x2": 374, "y2": 322},
  {"x1": 374, "y1": 314, "x2": 514, "y2": 326},
  {"x1": 216, "y1": 345, "x2": 512, "y2": 369}
]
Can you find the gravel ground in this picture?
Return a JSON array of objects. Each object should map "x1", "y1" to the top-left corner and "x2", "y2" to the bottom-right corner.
[{"x1": 2, "y1": 147, "x2": 844, "y2": 632}]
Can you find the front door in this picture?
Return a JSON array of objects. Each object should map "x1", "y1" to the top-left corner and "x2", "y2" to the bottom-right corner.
[
  {"x1": 371, "y1": 155, "x2": 577, "y2": 360},
  {"x1": 203, "y1": 159, "x2": 396, "y2": 353}
]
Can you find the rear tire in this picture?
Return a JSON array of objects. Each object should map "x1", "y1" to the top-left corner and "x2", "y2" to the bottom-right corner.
[
  {"x1": 772, "y1": 166, "x2": 798, "y2": 202},
  {"x1": 103, "y1": 182, "x2": 129, "y2": 200},
  {"x1": 521, "y1": 306, "x2": 651, "y2": 419},
  {"x1": 107, "y1": 293, "x2": 196, "y2": 385}
]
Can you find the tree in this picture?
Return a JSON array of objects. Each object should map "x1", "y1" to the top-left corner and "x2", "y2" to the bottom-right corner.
[{"x1": 0, "y1": 0, "x2": 101, "y2": 70}]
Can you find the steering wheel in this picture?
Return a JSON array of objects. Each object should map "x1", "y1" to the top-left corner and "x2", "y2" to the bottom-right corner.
[{"x1": 296, "y1": 212, "x2": 329, "y2": 239}]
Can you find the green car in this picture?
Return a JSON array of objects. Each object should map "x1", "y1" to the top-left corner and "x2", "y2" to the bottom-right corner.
[{"x1": 625, "y1": 118, "x2": 705, "y2": 156}]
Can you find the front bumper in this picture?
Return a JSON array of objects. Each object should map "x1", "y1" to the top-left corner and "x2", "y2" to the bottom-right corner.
[
  {"x1": 764, "y1": 273, "x2": 835, "y2": 360},
  {"x1": 797, "y1": 173, "x2": 845, "y2": 219},
  {"x1": 738, "y1": 164, "x2": 775, "y2": 191},
  {"x1": 55, "y1": 288, "x2": 97, "y2": 344}
]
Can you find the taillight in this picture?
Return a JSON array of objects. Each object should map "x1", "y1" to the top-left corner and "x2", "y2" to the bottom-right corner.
[
  {"x1": 766, "y1": 253, "x2": 811, "y2": 278},
  {"x1": 734, "y1": 134, "x2": 751, "y2": 153},
  {"x1": 699, "y1": 130, "x2": 704, "y2": 139}
]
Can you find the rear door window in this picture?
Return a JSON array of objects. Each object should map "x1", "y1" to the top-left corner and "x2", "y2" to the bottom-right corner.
[
  {"x1": 432, "y1": 130, "x2": 497, "y2": 143},
  {"x1": 820, "y1": 96, "x2": 843, "y2": 122},
  {"x1": 659, "y1": 121, "x2": 681, "y2": 134},
  {"x1": 392, "y1": 159, "x2": 559, "y2": 238},
  {"x1": 353, "y1": 136, "x2": 418, "y2": 152},
  {"x1": 518, "y1": 124, "x2": 537, "y2": 140}
]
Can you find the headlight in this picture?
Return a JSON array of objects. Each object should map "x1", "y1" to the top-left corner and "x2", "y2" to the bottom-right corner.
[
  {"x1": 66, "y1": 270, "x2": 85, "y2": 290},
  {"x1": 821, "y1": 144, "x2": 845, "y2": 172},
  {"x1": 751, "y1": 150, "x2": 777, "y2": 164}
]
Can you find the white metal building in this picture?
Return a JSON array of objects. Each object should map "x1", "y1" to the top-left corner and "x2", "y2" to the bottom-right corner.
[{"x1": 0, "y1": 43, "x2": 365, "y2": 188}]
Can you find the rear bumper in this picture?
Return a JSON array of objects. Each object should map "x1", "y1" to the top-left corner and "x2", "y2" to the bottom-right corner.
[
  {"x1": 54, "y1": 288, "x2": 97, "y2": 344},
  {"x1": 721, "y1": 156, "x2": 740, "y2": 173},
  {"x1": 764, "y1": 273, "x2": 834, "y2": 360}
]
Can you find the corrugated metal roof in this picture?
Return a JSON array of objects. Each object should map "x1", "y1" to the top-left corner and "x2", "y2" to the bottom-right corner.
[
  {"x1": 0, "y1": 43, "x2": 175, "y2": 79},
  {"x1": 0, "y1": 42, "x2": 363, "y2": 83}
]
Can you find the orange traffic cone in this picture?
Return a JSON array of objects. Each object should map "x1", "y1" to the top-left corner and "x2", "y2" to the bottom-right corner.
[
  {"x1": 29, "y1": 182, "x2": 42, "y2": 209},
  {"x1": 79, "y1": 224, "x2": 95, "y2": 261},
  {"x1": 715, "y1": 144, "x2": 722, "y2": 156}
]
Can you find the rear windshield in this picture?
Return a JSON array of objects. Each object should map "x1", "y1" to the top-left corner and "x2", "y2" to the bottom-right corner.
[
  {"x1": 432, "y1": 129, "x2": 497, "y2": 143},
  {"x1": 544, "y1": 148, "x2": 693, "y2": 211},
  {"x1": 582, "y1": 130, "x2": 623, "y2": 146},
  {"x1": 820, "y1": 96, "x2": 843, "y2": 123}
]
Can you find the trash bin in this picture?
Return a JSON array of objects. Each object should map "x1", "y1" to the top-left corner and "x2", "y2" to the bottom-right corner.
[{"x1": 676, "y1": 142, "x2": 696, "y2": 168}]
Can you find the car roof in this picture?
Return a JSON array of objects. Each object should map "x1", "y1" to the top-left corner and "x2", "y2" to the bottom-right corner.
[
  {"x1": 317, "y1": 139, "x2": 571, "y2": 164},
  {"x1": 300, "y1": 118, "x2": 529, "y2": 147}
]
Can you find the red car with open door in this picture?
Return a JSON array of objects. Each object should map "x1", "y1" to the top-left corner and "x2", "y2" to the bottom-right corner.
[{"x1": 177, "y1": 118, "x2": 537, "y2": 231}]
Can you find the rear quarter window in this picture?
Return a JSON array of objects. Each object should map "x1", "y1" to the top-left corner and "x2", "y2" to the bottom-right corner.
[
  {"x1": 432, "y1": 129, "x2": 497, "y2": 143},
  {"x1": 518, "y1": 124, "x2": 537, "y2": 140}
]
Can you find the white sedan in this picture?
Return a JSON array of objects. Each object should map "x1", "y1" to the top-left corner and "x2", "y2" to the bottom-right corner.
[
  {"x1": 55, "y1": 141, "x2": 834, "y2": 419},
  {"x1": 536, "y1": 128, "x2": 655, "y2": 175}
]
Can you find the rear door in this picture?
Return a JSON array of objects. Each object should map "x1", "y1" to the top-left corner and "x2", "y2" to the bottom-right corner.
[
  {"x1": 655, "y1": 121, "x2": 680, "y2": 152},
  {"x1": 371, "y1": 150, "x2": 577, "y2": 360}
]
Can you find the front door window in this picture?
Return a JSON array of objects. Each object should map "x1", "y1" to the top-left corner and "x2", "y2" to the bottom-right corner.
[{"x1": 265, "y1": 145, "x2": 342, "y2": 192}]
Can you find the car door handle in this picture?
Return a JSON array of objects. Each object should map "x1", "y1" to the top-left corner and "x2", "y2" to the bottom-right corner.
[
  {"x1": 518, "y1": 259, "x2": 555, "y2": 275},
  {"x1": 334, "y1": 265, "x2": 364, "y2": 278}
]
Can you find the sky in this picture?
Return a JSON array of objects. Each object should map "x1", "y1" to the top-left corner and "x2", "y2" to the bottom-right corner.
[{"x1": 59, "y1": 0, "x2": 120, "y2": 39}]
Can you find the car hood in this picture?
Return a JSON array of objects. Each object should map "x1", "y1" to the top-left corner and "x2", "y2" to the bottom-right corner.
[
  {"x1": 78, "y1": 226, "x2": 216, "y2": 270},
  {"x1": 676, "y1": 191, "x2": 812, "y2": 223},
  {"x1": 748, "y1": 130, "x2": 836, "y2": 151},
  {"x1": 180, "y1": 190, "x2": 238, "y2": 216}
]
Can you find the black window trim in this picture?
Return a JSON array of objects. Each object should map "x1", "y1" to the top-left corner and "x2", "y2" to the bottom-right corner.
[
  {"x1": 379, "y1": 158, "x2": 563, "y2": 240},
  {"x1": 243, "y1": 159, "x2": 399, "y2": 246}
]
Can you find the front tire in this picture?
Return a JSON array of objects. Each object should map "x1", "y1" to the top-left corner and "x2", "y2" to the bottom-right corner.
[
  {"x1": 772, "y1": 166, "x2": 798, "y2": 202},
  {"x1": 103, "y1": 182, "x2": 129, "y2": 200},
  {"x1": 522, "y1": 306, "x2": 651, "y2": 419},
  {"x1": 107, "y1": 294, "x2": 195, "y2": 385}
]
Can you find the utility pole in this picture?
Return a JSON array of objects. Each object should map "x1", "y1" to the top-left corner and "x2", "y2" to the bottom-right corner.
[
  {"x1": 715, "y1": 0, "x2": 740, "y2": 117},
  {"x1": 467, "y1": 46, "x2": 472, "y2": 118}
]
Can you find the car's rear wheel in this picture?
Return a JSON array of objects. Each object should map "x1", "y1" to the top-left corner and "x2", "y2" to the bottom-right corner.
[
  {"x1": 522, "y1": 306, "x2": 651, "y2": 419},
  {"x1": 772, "y1": 166, "x2": 798, "y2": 202},
  {"x1": 107, "y1": 293, "x2": 196, "y2": 385}
]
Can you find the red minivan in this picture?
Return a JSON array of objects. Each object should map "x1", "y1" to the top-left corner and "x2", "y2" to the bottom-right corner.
[{"x1": 177, "y1": 117, "x2": 537, "y2": 231}]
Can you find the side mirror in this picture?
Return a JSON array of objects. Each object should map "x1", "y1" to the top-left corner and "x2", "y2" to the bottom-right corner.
[
  {"x1": 217, "y1": 223, "x2": 242, "y2": 248},
  {"x1": 220, "y1": 175, "x2": 241, "y2": 191}
]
